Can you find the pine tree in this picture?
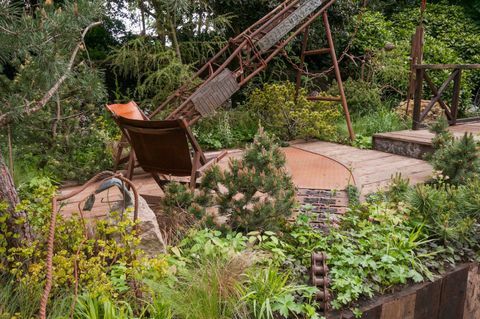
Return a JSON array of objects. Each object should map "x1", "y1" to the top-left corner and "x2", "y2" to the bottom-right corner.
[
  {"x1": 429, "y1": 118, "x2": 480, "y2": 185},
  {"x1": 201, "y1": 127, "x2": 297, "y2": 232},
  {"x1": 0, "y1": 0, "x2": 104, "y2": 245}
]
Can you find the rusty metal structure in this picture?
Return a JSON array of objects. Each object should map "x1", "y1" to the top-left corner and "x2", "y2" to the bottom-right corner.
[
  {"x1": 150, "y1": 0, "x2": 355, "y2": 140},
  {"x1": 311, "y1": 252, "x2": 331, "y2": 314},
  {"x1": 406, "y1": 2, "x2": 480, "y2": 130}
]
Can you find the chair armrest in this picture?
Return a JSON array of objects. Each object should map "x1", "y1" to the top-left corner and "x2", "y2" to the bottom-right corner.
[{"x1": 197, "y1": 150, "x2": 228, "y2": 174}]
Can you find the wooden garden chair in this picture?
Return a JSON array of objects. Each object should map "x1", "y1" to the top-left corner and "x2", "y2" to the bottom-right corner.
[
  {"x1": 106, "y1": 101, "x2": 149, "y2": 171},
  {"x1": 110, "y1": 110, "x2": 227, "y2": 189}
]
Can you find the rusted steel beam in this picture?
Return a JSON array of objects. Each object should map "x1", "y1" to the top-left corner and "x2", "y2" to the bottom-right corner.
[
  {"x1": 406, "y1": 26, "x2": 424, "y2": 116},
  {"x1": 295, "y1": 26, "x2": 309, "y2": 99},
  {"x1": 304, "y1": 48, "x2": 330, "y2": 55},
  {"x1": 323, "y1": 11, "x2": 355, "y2": 141},
  {"x1": 413, "y1": 68, "x2": 424, "y2": 130}
]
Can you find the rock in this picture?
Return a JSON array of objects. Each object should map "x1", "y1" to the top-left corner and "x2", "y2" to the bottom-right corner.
[
  {"x1": 396, "y1": 99, "x2": 445, "y2": 123},
  {"x1": 87, "y1": 177, "x2": 166, "y2": 257},
  {"x1": 114, "y1": 194, "x2": 167, "y2": 257}
]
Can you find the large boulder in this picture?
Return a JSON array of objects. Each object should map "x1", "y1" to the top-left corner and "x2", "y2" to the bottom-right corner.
[{"x1": 85, "y1": 178, "x2": 166, "y2": 257}]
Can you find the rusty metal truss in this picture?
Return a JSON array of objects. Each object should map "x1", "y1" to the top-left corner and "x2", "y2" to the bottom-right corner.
[{"x1": 149, "y1": 0, "x2": 355, "y2": 140}]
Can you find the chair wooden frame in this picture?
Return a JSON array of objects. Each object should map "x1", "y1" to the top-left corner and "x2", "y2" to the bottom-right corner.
[
  {"x1": 106, "y1": 101, "x2": 149, "y2": 171},
  {"x1": 107, "y1": 102, "x2": 227, "y2": 189}
]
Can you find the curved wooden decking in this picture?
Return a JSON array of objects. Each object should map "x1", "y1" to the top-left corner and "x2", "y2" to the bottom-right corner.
[{"x1": 57, "y1": 141, "x2": 432, "y2": 218}]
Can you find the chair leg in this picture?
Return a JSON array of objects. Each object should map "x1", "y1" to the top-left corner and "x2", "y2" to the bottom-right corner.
[
  {"x1": 190, "y1": 152, "x2": 201, "y2": 190},
  {"x1": 151, "y1": 173, "x2": 168, "y2": 191},
  {"x1": 126, "y1": 152, "x2": 135, "y2": 182},
  {"x1": 113, "y1": 144, "x2": 124, "y2": 172}
]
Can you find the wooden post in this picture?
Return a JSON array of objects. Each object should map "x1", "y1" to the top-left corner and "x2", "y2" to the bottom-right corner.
[
  {"x1": 450, "y1": 69, "x2": 462, "y2": 126},
  {"x1": 323, "y1": 12, "x2": 355, "y2": 141},
  {"x1": 406, "y1": 26, "x2": 424, "y2": 116},
  {"x1": 413, "y1": 68, "x2": 424, "y2": 130}
]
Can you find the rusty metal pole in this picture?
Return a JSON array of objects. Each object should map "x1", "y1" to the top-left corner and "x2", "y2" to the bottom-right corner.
[
  {"x1": 295, "y1": 25, "x2": 309, "y2": 100},
  {"x1": 322, "y1": 11, "x2": 355, "y2": 141}
]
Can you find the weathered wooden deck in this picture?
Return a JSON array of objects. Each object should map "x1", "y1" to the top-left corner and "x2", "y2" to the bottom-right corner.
[
  {"x1": 373, "y1": 121, "x2": 480, "y2": 159},
  {"x1": 291, "y1": 141, "x2": 432, "y2": 197},
  {"x1": 58, "y1": 141, "x2": 433, "y2": 218}
]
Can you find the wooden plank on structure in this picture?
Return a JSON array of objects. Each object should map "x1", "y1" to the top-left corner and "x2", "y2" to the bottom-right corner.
[
  {"x1": 414, "y1": 277, "x2": 442, "y2": 319},
  {"x1": 380, "y1": 293, "x2": 416, "y2": 319},
  {"x1": 256, "y1": 0, "x2": 324, "y2": 52},
  {"x1": 191, "y1": 69, "x2": 240, "y2": 116},
  {"x1": 438, "y1": 264, "x2": 470, "y2": 319},
  {"x1": 463, "y1": 264, "x2": 480, "y2": 319}
]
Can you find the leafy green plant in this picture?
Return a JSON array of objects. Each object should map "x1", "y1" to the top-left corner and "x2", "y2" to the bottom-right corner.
[
  {"x1": 144, "y1": 255, "x2": 251, "y2": 319},
  {"x1": 240, "y1": 266, "x2": 319, "y2": 319},
  {"x1": 74, "y1": 294, "x2": 134, "y2": 319},
  {"x1": 195, "y1": 109, "x2": 258, "y2": 150}
]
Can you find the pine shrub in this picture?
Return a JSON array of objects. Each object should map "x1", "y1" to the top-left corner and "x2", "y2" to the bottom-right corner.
[{"x1": 428, "y1": 117, "x2": 480, "y2": 185}]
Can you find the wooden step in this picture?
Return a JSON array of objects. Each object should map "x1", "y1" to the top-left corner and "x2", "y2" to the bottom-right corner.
[{"x1": 372, "y1": 131, "x2": 434, "y2": 159}]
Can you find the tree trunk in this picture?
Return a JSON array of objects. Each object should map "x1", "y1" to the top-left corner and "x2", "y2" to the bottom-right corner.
[
  {"x1": 169, "y1": 18, "x2": 182, "y2": 62},
  {"x1": 0, "y1": 149, "x2": 33, "y2": 246}
]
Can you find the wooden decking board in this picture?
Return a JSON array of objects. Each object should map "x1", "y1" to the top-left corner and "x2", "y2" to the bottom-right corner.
[
  {"x1": 354, "y1": 159, "x2": 427, "y2": 176},
  {"x1": 360, "y1": 164, "x2": 431, "y2": 185}
]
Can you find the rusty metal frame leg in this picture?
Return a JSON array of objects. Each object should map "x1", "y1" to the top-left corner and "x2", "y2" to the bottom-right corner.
[
  {"x1": 322, "y1": 12, "x2": 355, "y2": 141},
  {"x1": 295, "y1": 25, "x2": 309, "y2": 100}
]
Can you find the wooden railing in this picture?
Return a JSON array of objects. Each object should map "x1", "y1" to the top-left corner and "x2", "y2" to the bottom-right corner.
[{"x1": 412, "y1": 64, "x2": 480, "y2": 130}]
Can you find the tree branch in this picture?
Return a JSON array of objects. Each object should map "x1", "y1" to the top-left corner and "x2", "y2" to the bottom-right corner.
[{"x1": 0, "y1": 21, "x2": 102, "y2": 128}]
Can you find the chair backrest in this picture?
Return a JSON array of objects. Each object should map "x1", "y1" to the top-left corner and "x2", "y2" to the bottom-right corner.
[
  {"x1": 106, "y1": 101, "x2": 147, "y2": 120},
  {"x1": 115, "y1": 116, "x2": 195, "y2": 176}
]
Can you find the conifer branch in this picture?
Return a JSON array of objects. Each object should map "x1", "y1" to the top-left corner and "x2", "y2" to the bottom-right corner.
[{"x1": 0, "y1": 21, "x2": 101, "y2": 128}]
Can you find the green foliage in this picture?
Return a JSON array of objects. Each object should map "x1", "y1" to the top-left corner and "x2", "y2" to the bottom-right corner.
[
  {"x1": 240, "y1": 267, "x2": 319, "y2": 319},
  {"x1": 406, "y1": 182, "x2": 478, "y2": 248},
  {"x1": 351, "y1": 10, "x2": 393, "y2": 54},
  {"x1": 108, "y1": 37, "x2": 194, "y2": 107},
  {"x1": 323, "y1": 205, "x2": 435, "y2": 309},
  {"x1": 160, "y1": 128, "x2": 296, "y2": 233},
  {"x1": 74, "y1": 294, "x2": 134, "y2": 319},
  {"x1": 0, "y1": 0, "x2": 113, "y2": 182},
  {"x1": 329, "y1": 79, "x2": 383, "y2": 116},
  {"x1": 0, "y1": 277, "x2": 71, "y2": 319},
  {"x1": 428, "y1": 118, "x2": 480, "y2": 185},
  {"x1": 245, "y1": 82, "x2": 340, "y2": 141},
  {"x1": 194, "y1": 109, "x2": 258, "y2": 150}
]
